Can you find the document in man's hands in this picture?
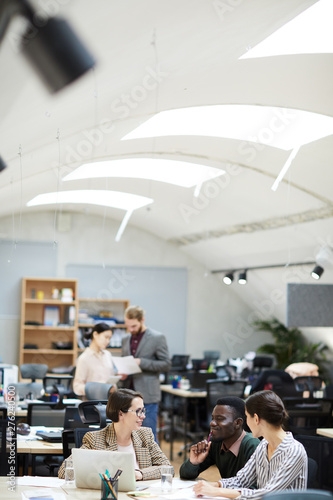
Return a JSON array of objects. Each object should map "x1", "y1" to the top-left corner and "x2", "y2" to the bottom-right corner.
[{"x1": 112, "y1": 355, "x2": 142, "y2": 375}]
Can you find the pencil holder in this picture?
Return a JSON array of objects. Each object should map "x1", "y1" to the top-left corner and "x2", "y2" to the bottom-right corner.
[{"x1": 101, "y1": 478, "x2": 118, "y2": 500}]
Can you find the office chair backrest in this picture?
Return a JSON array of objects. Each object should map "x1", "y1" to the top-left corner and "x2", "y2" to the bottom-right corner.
[
  {"x1": 293, "y1": 376, "x2": 323, "y2": 397},
  {"x1": 191, "y1": 359, "x2": 209, "y2": 371},
  {"x1": 74, "y1": 427, "x2": 99, "y2": 448},
  {"x1": 78, "y1": 400, "x2": 108, "y2": 428},
  {"x1": 171, "y1": 355, "x2": 190, "y2": 371},
  {"x1": 250, "y1": 369, "x2": 298, "y2": 398},
  {"x1": 263, "y1": 490, "x2": 333, "y2": 500},
  {"x1": 252, "y1": 355, "x2": 275, "y2": 370},
  {"x1": 27, "y1": 402, "x2": 66, "y2": 427},
  {"x1": 0, "y1": 419, "x2": 17, "y2": 476},
  {"x1": 294, "y1": 435, "x2": 333, "y2": 492},
  {"x1": 11, "y1": 382, "x2": 43, "y2": 400},
  {"x1": 307, "y1": 457, "x2": 318, "y2": 489},
  {"x1": 206, "y1": 379, "x2": 247, "y2": 410},
  {"x1": 85, "y1": 382, "x2": 113, "y2": 401},
  {"x1": 20, "y1": 363, "x2": 48, "y2": 382},
  {"x1": 203, "y1": 351, "x2": 220, "y2": 363}
]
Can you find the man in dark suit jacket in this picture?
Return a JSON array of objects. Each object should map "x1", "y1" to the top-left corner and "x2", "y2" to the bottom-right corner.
[{"x1": 121, "y1": 305, "x2": 171, "y2": 441}]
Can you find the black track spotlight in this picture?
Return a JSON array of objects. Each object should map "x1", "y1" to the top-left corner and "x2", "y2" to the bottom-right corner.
[
  {"x1": 223, "y1": 272, "x2": 234, "y2": 285},
  {"x1": 238, "y1": 270, "x2": 247, "y2": 285},
  {"x1": 311, "y1": 265, "x2": 324, "y2": 280},
  {"x1": 0, "y1": 156, "x2": 7, "y2": 172}
]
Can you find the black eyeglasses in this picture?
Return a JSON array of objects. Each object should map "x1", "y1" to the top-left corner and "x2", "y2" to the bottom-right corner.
[{"x1": 123, "y1": 407, "x2": 146, "y2": 417}]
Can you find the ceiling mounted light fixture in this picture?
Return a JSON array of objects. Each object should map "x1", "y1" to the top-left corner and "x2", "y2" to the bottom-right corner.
[
  {"x1": 238, "y1": 271, "x2": 247, "y2": 285},
  {"x1": 311, "y1": 265, "x2": 324, "y2": 280},
  {"x1": 0, "y1": 0, "x2": 96, "y2": 93},
  {"x1": 0, "y1": 156, "x2": 7, "y2": 172},
  {"x1": 223, "y1": 273, "x2": 234, "y2": 285}
]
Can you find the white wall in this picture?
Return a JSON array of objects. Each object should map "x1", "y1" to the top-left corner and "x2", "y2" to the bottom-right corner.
[{"x1": 0, "y1": 211, "x2": 332, "y2": 382}]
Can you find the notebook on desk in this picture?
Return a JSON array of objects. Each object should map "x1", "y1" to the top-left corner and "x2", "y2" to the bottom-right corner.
[{"x1": 72, "y1": 448, "x2": 136, "y2": 491}]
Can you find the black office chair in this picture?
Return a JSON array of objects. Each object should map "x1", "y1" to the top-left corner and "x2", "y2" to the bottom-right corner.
[
  {"x1": 27, "y1": 402, "x2": 66, "y2": 426},
  {"x1": 293, "y1": 376, "x2": 324, "y2": 398},
  {"x1": 250, "y1": 369, "x2": 298, "y2": 398},
  {"x1": 171, "y1": 355, "x2": 190, "y2": 372},
  {"x1": 307, "y1": 457, "x2": 318, "y2": 489},
  {"x1": 85, "y1": 382, "x2": 113, "y2": 401},
  {"x1": 295, "y1": 435, "x2": 333, "y2": 491},
  {"x1": 203, "y1": 378, "x2": 247, "y2": 429},
  {"x1": 74, "y1": 427, "x2": 99, "y2": 447},
  {"x1": 62, "y1": 406, "x2": 93, "y2": 459},
  {"x1": 263, "y1": 490, "x2": 333, "y2": 500},
  {"x1": 203, "y1": 350, "x2": 220, "y2": 368},
  {"x1": 78, "y1": 400, "x2": 109, "y2": 428},
  {"x1": 0, "y1": 419, "x2": 17, "y2": 476}
]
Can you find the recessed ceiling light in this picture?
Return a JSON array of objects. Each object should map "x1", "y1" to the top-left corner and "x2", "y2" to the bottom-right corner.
[
  {"x1": 240, "y1": 0, "x2": 333, "y2": 59},
  {"x1": 122, "y1": 105, "x2": 333, "y2": 151},
  {"x1": 63, "y1": 158, "x2": 225, "y2": 192}
]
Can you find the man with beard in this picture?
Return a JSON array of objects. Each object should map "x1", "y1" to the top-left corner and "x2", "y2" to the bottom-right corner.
[
  {"x1": 121, "y1": 305, "x2": 171, "y2": 441},
  {"x1": 179, "y1": 396, "x2": 259, "y2": 480}
]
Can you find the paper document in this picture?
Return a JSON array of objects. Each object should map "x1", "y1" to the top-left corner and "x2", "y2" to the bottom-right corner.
[
  {"x1": 107, "y1": 375, "x2": 122, "y2": 385},
  {"x1": 17, "y1": 477, "x2": 65, "y2": 487},
  {"x1": 112, "y1": 355, "x2": 142, "y2": 375}
]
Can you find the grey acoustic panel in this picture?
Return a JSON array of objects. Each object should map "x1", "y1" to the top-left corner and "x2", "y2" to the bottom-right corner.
[
  {"x1": 66, "y1": 264, "x2": 187, "y2": 355},
  {"x1": 287, "y1": 283, "x2": 333, "y2": 327},
  {"x1": 0, "y1": 240, "x2": 57, "y2": 316}
]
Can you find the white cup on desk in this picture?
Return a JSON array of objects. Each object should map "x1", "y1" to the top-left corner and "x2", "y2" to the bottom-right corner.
[
  {"x1": 161, "y1": 465, "x2": 173, "y2": 493},
  {"x1": 65, "y1": 458, "x2": 75, "y2": 485}
]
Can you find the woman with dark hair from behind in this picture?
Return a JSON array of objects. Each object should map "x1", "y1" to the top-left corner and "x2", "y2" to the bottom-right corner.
[
  {"x1": 193, "y1": 390, "x2": 307, "y2": 499},
  {"x1": 58, "y1": 388, "x2": 172, "y2": 480},
  {"x1": 73, "y1": 322, "x2": 117, "y2": 396}
]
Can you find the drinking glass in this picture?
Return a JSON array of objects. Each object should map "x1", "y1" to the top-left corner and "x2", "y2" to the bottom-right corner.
[
  {"x1": 65, "y1": 458, "x2": 75, "y2": 485},
  {"x1": 161, "y1": 465, "x2": 173, "y2": 493}
]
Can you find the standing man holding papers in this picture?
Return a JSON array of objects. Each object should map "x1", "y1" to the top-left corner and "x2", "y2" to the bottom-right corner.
[{"x1": 121, "y1": 305, "x2": 171, "y2": 441}]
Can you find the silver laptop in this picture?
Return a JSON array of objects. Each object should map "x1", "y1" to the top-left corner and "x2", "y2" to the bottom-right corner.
[{"x1": 72, "y1": 448, "x2": 136, "y2": 491}]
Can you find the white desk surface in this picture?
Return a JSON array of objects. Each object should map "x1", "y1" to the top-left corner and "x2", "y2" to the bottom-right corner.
[
  {"x1": 316, "y1": 428, "x2": 333, "y2": 438},
  {"x1": 1, "y1": 477, "x2": 196, "y2": 499},
  {"x1": 17, "y1": 426, "x2": 63, "y2": 454},
  {"x1": 160, "y1": 384, "x2": 206, "y2": 398}
]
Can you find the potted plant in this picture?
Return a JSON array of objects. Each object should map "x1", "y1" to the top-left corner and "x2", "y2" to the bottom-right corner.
[{"x1": 252, "y1": 317, "x2": 328, "y2": 374}]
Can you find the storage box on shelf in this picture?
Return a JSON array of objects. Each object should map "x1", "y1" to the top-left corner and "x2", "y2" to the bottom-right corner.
[
  {"x1": 20, "y1": 277, "x2": 78, "y2": 374},
  {"x1": 77, "y1": 298, "x2": 130, "y2": 355}
]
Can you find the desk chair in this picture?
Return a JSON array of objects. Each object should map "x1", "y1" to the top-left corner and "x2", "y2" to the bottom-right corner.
[
  {"x1": 43, "y1": 373, "x2": 75, "y2": 399},
  {"x1": 0, "y1": 419, "x2": 17, "y2": 476},
  {"x1": 293, "y1": 376, "x2": 324, "y2": 398},
  {"x1": 284, "y1": 397, "x2": 333, "y2": 435},
  {"x1": 263, "y1": 490, "x2": 333, "y2": 500},
  {"x1": 295, "y1": 435, "x2": 333, "y2": 491},
  {"x1": 250, "y1": 369, "x2": 298, "y2": 398},
  {"x1": 11, "y1": 382, "x2": 43, "y2": 400},
  {"x1": 20, "y1": 363, "x2": 48, "y2": 382},
  {"x1": 27, "y1": 402, "x2": 66, "y2": 426},
  {"x1": 78, "y1": 400, "x2": 109, "y2": 428},
  {"x1": 27, "y1": 402, "x2": 66, "y2": 476},
  {"x1": 85, "y1": 382, "x2": 113, "y2": 401},
  {"x1": 62, "y1": 407, "x2": 92, "y2": 459}
]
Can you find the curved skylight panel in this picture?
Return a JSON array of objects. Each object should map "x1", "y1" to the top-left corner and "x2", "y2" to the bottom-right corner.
[
  {"x1": 63, "y1": 158, "x2": 225, "y2": 187},
  {"x1": 27, "y1": 190, "x2": 153, "y2": 211},
  {"x1": 240, "y1": 0, "x2": 333, "y2": 59},
  {"x1": 122, "y1": 105, "x2": 333, "y2": 151}
]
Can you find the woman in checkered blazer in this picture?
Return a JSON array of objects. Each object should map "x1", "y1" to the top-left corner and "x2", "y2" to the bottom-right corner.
[{"x1": 59, "y1": 388, "x2": 172, "y2": 480}]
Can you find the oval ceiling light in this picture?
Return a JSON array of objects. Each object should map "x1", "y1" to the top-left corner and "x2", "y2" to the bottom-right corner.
[
  {"x1": 27, "y1": 190, "x2": 153, "y2": 242},
  {"x1": 122, "y1": 105, "x2": 333, "y2": 152},
  {"x1": 63, "y1": 158, "x2": 225, "y2": 191},
  {"x1": 223, "y1": 273, "x2": 234, "y2": 285}
]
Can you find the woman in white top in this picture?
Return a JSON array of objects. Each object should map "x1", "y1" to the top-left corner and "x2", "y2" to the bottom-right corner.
[
  {"x1": 193, "y1": 390, "x2": 307, "y2": 499},
  {"x1": 73, "y1": 322, "x2": 116, "y2": 396}
]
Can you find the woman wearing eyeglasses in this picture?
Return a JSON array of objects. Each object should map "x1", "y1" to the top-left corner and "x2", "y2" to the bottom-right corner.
[{"x1": 58, "y1": 388, "x2": 172, "y2": 481}]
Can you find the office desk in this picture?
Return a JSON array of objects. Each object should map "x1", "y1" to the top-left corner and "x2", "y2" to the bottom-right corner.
[
  {"x1": 0, "y1": 477, "x2": 167, "y2": 499},
  {"x1": 316, "y1": 428, "x2": 333, "y2": 438},
  {"x1": 160, "y1": 385, "x2": 206, "y2": 461},
  {"x1": 17, "y1": 427, "x2": 64, "y2": 475}
]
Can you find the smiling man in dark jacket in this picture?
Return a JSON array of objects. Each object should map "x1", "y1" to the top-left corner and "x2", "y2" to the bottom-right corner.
[{"x1": 180, "y1": 396, "x2": 259, "y2": 480}]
